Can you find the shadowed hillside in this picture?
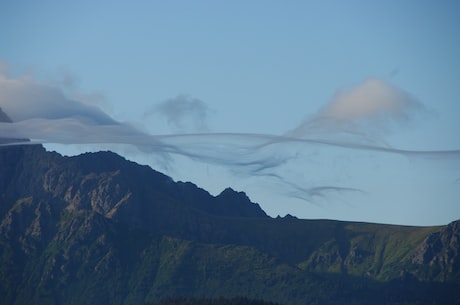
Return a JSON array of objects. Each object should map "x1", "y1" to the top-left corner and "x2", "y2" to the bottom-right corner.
[{"x1": 0, "y1": 145, "x2": 459, "y2": 305}]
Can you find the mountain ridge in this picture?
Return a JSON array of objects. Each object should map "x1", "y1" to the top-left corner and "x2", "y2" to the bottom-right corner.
[{"x1": 0, "y1": 144, "x2": 459, "y2": 305}]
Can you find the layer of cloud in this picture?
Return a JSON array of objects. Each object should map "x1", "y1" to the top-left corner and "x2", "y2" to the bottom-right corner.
[
  {"x1": 0, "y1": 74, "x2": 115, "y2": 125},
  {"x1": 1, "y1": 72, "x2": 459, "y2": 205},
  {"x1": 144, "y1": 94, "x2": 210, "y2": 132}
]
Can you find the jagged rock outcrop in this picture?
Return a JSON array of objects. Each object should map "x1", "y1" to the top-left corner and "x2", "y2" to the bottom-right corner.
[
  {"x1": 410, "y1": 220, "x2": 460, "y2": 281},
  {"x1": 0, "y1": 145, "x2": 271, "y2": 245}
]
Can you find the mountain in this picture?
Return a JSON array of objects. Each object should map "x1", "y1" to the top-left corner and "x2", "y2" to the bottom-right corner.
[
  {"x1": 0, "y1": 107, "x2": 12, "y2": 123},
  {"x1": 0, "y1": 144, "x2": 459, "y2": 305},
  {"x1": 0, "y1": 107, "x2": 29, "y2": 145}
]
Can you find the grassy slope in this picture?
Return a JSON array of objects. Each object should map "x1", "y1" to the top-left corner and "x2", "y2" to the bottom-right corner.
[
  {"x1": 219, "y1": 215, "x2": 443, "y2": 280},
  {"x1": 0, "y1": 208, "x2": 457, "y2": 305}
]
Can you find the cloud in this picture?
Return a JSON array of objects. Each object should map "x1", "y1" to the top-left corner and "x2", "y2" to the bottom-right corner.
[
  {"x1": 0, "y1": 74, "x2": 116, "y2": 125},
  {"x1": 322, "y1": 78, "x2": 421, "y2": 121},
  {"x1": 289, "y1": 78, "x2": 424, "y2": 142},
  {"x1": 0, "y1": 70, "x2": 160, "y2": 150},
  {"x1": 1, "y1": 72, "x2": 459, "y2": 205},
  {"x1": 145, "y1": 94, "x2": 210, "y2": 132}
]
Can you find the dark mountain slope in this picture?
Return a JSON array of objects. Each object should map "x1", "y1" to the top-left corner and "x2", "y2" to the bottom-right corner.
[
  {"x1": 0, "y1": 145, "x2": 459, "y2": 305},
  {"x1": 0, "y1": 145, "x2": 266, "y2": 217},
  {"x1": 0, "y1": 107, "x2": 12, "y2": 123}
]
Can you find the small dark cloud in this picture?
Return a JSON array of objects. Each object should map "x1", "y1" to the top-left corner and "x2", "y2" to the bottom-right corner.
[{"x1": 145, "y1": 94, "x2": 210, "y2": 132}]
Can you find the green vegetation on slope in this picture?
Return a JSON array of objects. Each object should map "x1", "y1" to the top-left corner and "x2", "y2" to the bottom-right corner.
[
  {"x1": 148, "y1": 296, "x2": 282, "y2": 305},
  {"x1": 1, "y1": 145, "x2": 459, "y2": 305}
]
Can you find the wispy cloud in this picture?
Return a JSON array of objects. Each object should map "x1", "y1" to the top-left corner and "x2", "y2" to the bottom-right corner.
[
  {"x1": 144, "y1": 94, "x2": 210, "y2": 132},
  {"x1": 1, "y1": 71, "x2": 459, "y2": 203}
]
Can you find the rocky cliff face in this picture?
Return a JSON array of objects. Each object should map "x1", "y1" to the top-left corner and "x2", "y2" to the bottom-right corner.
[
  {"x1": 0, "y1": 145, "x2": 459, "y2": 305},
  {"x1": 0, "y1": 145, "x2": 266, "y2": 217},
  {"x1": 410, "y1": 220, "x2": 460, "y2": 281}
]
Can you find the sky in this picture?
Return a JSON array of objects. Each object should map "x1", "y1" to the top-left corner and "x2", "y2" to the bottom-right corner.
[{"x1": 1, "y1": 0, "x2": 459, "y2": 226}]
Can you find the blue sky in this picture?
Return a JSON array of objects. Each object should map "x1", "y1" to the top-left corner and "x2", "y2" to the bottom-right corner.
[{"x1": 1, "y1": 0, "x2": 459, "y2": 225}]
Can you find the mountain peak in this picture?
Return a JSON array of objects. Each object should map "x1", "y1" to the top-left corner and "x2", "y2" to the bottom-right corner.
[
  {"x1": 0, "y1": 107, "x2": 12, "y2": 123},
  {"x1": 215, "y1": 187, "x2": 267, "y2": 218}
]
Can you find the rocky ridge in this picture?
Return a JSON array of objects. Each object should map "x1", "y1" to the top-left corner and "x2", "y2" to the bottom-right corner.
[{"x1": 0, "y1": 144, "x2": 459, "y2": 305}]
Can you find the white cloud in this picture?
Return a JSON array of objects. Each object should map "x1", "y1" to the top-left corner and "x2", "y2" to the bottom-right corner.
[
  {"x1": 289, "y1": 78, "x2": 424, "y2": 141},
  {"x1": 321, "y1": 78, "x2": 422, "y2": 121}
]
